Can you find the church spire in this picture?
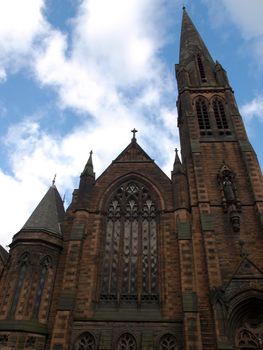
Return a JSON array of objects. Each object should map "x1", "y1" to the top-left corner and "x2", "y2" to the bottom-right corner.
[
  {"x1": 81, "y1": 151, "x2": 95, "y2": 177},
  {"x1": 179, "y1": 7, "x2": 213, "y2": 65}
]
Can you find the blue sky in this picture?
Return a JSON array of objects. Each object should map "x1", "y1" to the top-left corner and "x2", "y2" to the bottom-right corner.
[{"x1": 0, "y1": 0, "x2": 263, "y2": 248}]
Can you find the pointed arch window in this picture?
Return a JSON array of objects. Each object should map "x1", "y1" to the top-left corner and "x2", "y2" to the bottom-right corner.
[
  {"x1": 33, "y1": 256, "x2": 52, "y2": 318},
  {"x1": 196, "y1": 99, "x2": 211, "y2": 135},
  {"x1": 117, "y1": 333, "x2": 137, "y2": 350},
  {"x1": 213, "y1": 98, "x2": 231, "y2": 135},
  {"x1": 9, "y1": 252, "x2": 29, "y2": 316},
  {"x1": 159, "y1": 334, "x2": 178, "y2": 350},
  {"x1": 100, "y1": 181, "x2": 158, "y2": 304},
  {"x1": 197, "y1": 54, "x2": 207, "y2": 82}
]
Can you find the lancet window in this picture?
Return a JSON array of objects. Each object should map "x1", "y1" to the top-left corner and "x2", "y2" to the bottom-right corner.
[
  {"x1": 9, "y1": 252, "x2": 29, "y2": 316},
  {"x1": 212, "y1": 98, "x2": 231, "y2": 135},
  {"x1": 100, "y1": 181, "x2": 158, "y2": 304},
  {"x1": 197, "y1": 54, "x2": 206, "y2": 82},
  {"x1": 196, "y1": 99, "x2": 211, "y2": 135},
  {"x1": 33, "y1": 256, "x2": 52, "y2": 318}
]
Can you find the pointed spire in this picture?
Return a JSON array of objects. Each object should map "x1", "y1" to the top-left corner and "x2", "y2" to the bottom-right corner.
[
  {"x1": 179, "y1": 8, "x2": 214, "y2": 65},
  {"x1": 22, "y1": 186, "x2": 65, "y2": 235},
  {"x1": 82, "y1": 151, "x2": 95, "y2": 177},
  {"x1": 173, "y1": 148, "x2": 184, "y2": 174}
]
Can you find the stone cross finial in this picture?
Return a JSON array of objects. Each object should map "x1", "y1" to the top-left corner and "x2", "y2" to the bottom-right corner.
[{"x1": 131, "y1": 128, "x2": 138, "y2": 140}]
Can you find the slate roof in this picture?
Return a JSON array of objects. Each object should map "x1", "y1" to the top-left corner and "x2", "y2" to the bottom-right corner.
[{"x1": 22, "y1": 185, "x2": 65, "y2": 235}]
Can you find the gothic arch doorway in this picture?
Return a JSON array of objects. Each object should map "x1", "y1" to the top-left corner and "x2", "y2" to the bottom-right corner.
[{"x1": 229, "y1": 297, "x2": 263, "y2": 349}]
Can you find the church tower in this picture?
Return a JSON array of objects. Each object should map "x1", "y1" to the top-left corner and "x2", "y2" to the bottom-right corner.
[
  {"x1": 175, "y1": 7, "x2": 263, "y2": 349},
  {"x1": 0, "y1": 7, "x2": 262, "y2": 350}
]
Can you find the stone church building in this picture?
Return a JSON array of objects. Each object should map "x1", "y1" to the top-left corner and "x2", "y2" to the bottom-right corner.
[{"x1": 0, "y1": 8, "x2": 263, "y2": 350}]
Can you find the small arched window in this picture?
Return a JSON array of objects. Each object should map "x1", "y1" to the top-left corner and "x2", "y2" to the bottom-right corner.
[
  {"x1": 197, "y1": 54, "x2": 206, "y2": 82},
  {"x1": 33, "y1": 256, "x2": 52, "y2": 318},
  {"x1": 117, "y1": 333, "x2": 137, "y2": 350},
  {"x1": 212, "y1": 98, "x2": 231, "y2": 135},
  {"x1": 195, "y1": 99, "x2": 211, "y2": 135},
  {"x1": 100, "y1": 181, "x2": 158, "y2": 304},
  {"x1": 159, "y1": 334, "x2": 178, "y2": 350},
  {"x1": 9, "y1": 252, "x2": 30, "y2": 316},
  {"x1": 73, "y1": 332, "x2": 96, "y2": 350}
]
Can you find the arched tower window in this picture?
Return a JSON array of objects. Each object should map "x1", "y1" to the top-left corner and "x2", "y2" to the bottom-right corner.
[
  {"x1": 33, "y1": 256, "x2": 52, "y2": 318},
  {"x1": 117, "y1": 333, "x2": 137, "y2": 350},
  {"x1": 159, "y1": 334, "x2": 178, "y2": 350},
  {"x1": 73, "y1": 332, "x2": 96, "y2": 350},
  {"x1": 197, "y1": 54, "x2": 206, "y2": 82},
  {"x1": 100, "y1": 181, "x2": 158, "y2": 304},
  {"x1": 195, "y1": 99, "x2": 211, "y2": 135},
  {"x1": 212, "y1": 98, "x2": 231, "y2": 135},
  {"x1": 9, "y1": 252, "x2": 30, "y2": 316}
]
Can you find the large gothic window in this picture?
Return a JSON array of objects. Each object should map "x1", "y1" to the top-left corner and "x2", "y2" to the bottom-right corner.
[
  {"x1": 117, "y1": 333, "x2": 137, "y2": 350},
  {"x1": 159, "y1": 334, "x2": 178, "y2": 350},
  {"x1": 100, "y1": 181, "x2": 158, "y2": 304},
  {"x1": 196, "y1": 99, "x2": 211, "y2": 135}
]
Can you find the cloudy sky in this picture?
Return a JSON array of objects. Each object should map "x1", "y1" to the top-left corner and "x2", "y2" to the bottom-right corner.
[{"x1": 0, "y1": 0, "x2": 263, "y2": 248}]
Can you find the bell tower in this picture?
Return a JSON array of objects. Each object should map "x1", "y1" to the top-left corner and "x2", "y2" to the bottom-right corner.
[{"x1": 176, "y1": 7, "x2": 263, "y2": 349}]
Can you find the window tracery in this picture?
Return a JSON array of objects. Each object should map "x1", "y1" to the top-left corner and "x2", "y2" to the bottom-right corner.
[
  {"x1": 117, "y1": 333, "x2": 137, "y2": 350},
  {"x1": 159, "y1": 334, "x2": 177, "y2": 350},
  {"x1": 100, "y1": 181, "x2": 158, "y2": 304},
  {"x1": 73, "y1": 332, "x2": 96, "y2": 350}
]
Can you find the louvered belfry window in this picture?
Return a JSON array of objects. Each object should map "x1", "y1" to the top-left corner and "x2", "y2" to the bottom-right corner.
[
  {"x1": 212, "y1": 98, "x2": 231, "y2": 135},
  {"x1": 100, "y1": 181, "x2": 158, "y2": 304},
  {"x1": 197, "y1": 54, "x2": 206, "y2": 82},
  {"x1": 196, "y1": 99, "x2": 211, "y2": 135}
]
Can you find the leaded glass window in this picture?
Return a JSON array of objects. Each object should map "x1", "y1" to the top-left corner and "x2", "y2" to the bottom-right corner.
[
  {"x1": 9, "y1": 252, "x2": 29, "y2": 316},
  {"x1": 100, "y1": 181, "x2": 158, "y2": 304},
  {"x1": 196, "y1": 99, "x2": 211, "y2": 136},
  {"x1": 159, "y1": 334, "x2": 177, "y2": 350},
  {"x1": 117, "y1": 333, "x2": 137, "y2": 350},
  {"x1": 74, "y1": 332, "x2": 96, "y2": 350}
]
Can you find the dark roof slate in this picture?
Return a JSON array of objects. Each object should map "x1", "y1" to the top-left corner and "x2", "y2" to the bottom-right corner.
[{"x1": 22, "y1": 186, "x2": 65, "y2": 235}]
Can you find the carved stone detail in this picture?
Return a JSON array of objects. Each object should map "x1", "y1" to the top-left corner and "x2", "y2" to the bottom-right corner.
[{"x1": 217, "y1": 163, "x2": 241, "y2": 232}]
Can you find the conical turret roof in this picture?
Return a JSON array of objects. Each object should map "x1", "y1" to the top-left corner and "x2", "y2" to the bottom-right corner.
[
  {"x1": 22, "y1": 185, "x2": 65, "y2": 235},
  {"x1": 179, "y1": 7, "x2": 214, "y2": 64}
]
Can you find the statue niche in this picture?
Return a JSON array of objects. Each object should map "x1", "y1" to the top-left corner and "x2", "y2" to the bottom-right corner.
[{"x1": 217, "y1": 163, "x2": 241, "y2": 232}]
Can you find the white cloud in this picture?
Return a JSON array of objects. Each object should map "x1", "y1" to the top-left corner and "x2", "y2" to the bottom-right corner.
[
  {"x1": 0, "y1": 0, "x2": 48, "y2": 75},
  {"x1": 0, "y1": 0, "x2": 181, "y2": 247},
  {"x1": 241, "y1": 96, "x2": 263, "y2": 122}
]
